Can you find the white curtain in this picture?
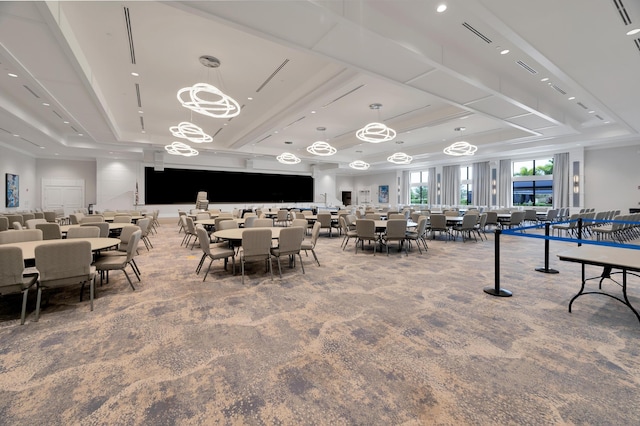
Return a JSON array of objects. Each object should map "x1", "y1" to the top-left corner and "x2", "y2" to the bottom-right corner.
[
  {"x1": 498, "y1": 159, "x2": 512, "y2": 207},
  {"x1": 442, "y1": 165, "x2": 460, "y2": 206},
  {"x1": 472, "y1": 161, "x2": 491, "y2": 207},
  {"x1": 553, "y1": 152, "x2": 570, "y2": 209},
  {"x1": 428, "y1": 167, "x2": 436, "y2": 207}
]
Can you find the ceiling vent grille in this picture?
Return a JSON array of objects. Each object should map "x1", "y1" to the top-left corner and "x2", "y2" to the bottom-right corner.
[
  {"x1": 20, "y1": 137, "x2": 39, "y2": 147},
  {"x1": 70, "y1": 125, "x2": 79, "y2": 132},
  {"x1": 576, "y1": 102, "x2": 589, "y2": 110},
  {"x1": 595, "y1": 114, "x2": 604, "y2": 120},
  {"x1": 635, "y1": 38, "x2": 640, "y2": 53},
  {"x1": 23, "y1": 85, "x2": 40, "y2": 98},
  {"x1": 139, "y1": 116, "x2": 144, "y2": 131},
  {"x1": 135, "y1": 83, "x2": 142, "y2": 108},
  {"x1": 0, "y1": 127, "x2": 11, "y2": 134},
  {"x1": 550, "y1": 84, "x2": 567, "y2": 95},
  {"x1": 212, "y1": 128, "x2": 223, "y2": 138},
  {"x1": 462, "y1": 22, "x2": 492, "y2": 43},
  {"x1": 255, "y1": 134, "x2": 272, "y2": 144},
  {"x1": 385, "y1": 105, "x2": 431, "y2": 121},
  {"x1": 52, "y1": 110, "x2": 63, "y2": 119},
  {"x1": 282, "y1": 115, "x2": 306, "y2": 130},
  {"x1": 322, "y1": 84, "x2": 365, "y2": 108},
  {"x1": 124, "y1": 7, "x2": 136, "y2": 65},
  {"x1": 256, "y1": 59, "x2": 289, "y2": 93},
  {"x1": 613, "y1": 0, "x2": 632, "y2": 25},
  {"x1": 516, "y1": 60, "x2": 538, "y2": 74}
]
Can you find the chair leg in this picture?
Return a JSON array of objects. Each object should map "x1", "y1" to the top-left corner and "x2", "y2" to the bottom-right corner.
[
  {"x1": 21, "y1": 288, "x2": 29, "y2": 325},
  {"x1": 298, "y1": 252, "x2": 305, "y2": 274},
  {"x1": 196, "y1": 253, "x2": 206, "y2": 273},
  {"x1": 203, "y1": 258, "x2": 214, "y2": 281},
  {"x1": 89, "y1": 277, "x2": 94, "y2": 311},
  {"x1": 276, "y1": 256, "x2": 283, "y2": 278},
  {"x1": 122, "y1": 270, "x2": 136, "y2": 291},
  {"x1": 35, "y1": 286, "x2": 42, "y2": 322},
  {"x1": 129, "y1": 262, "x2": 141, "y2": 281},
  {"x1": 311, "y1": 249, "x2": 320, "y2": 266}
]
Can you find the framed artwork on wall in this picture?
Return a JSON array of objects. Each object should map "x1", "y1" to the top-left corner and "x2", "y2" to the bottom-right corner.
[
  {"x1": 6, "y1": 173, "x2": 19, "y2": 207},
  {"x1": 378, "y1": 185, "x2": 389, "y2": 204}
]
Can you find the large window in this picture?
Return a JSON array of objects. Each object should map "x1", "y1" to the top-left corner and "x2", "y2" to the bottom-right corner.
[
  {"x1": 410, "y1": 171, "x2": 428, "y2": 204},
  {"x1": 512, "y1": 158, "x2": 553, "y2": 206},
  {"x1": 460, "y1": 166, "x2": 473, "y2": 205}
]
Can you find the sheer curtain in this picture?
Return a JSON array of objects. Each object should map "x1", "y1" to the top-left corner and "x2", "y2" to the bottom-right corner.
[
  {"x1": 498, "y1": 159, "x2": 512, "y2": 207},
  {"x1": 553, "y1": 152, "x2": 570, "y2": 209},
  {"x1": 442, "y1": 165, "x2": 460, "y2": 206},
  {"x1": 428, "y1": 167, "x2": 436, "y2": 207},
  {"x1": 472, "y1": 161, "x2": 490, "y2": 207}
]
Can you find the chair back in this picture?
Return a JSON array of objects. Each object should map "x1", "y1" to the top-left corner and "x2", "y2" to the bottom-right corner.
[
  {"x1": 477, "y1": 213, "x2": 488, "y2": 229},
  {"x1": 196, "y1": 212, "x2": 211, "y2": 220},
  {"x1": 0, "y1": 216, "x2": 9, "y2": 232},
  {"x1": 35, "y1": 223, "x2": 62, "y2": 240},
  {"x1": 364, "y1": 213, "x2": 381, "y2": 220},
  {"x1": 524, "y1": 210, "x2": 538, "y2": 221},
  {"x1": 308, "y1": 221, "x2": 321, "y2": 247},
  {"x1": 124, "y1": 230, "x2": 142, "y2": 261},
  {"x1": 0, "y1": 229, "x2": 43, "y2": 244},
  {"x1": 416, "y1": 217, "x2": 428, "y2": 236},
  {"x1": 25, "y1": 218, "x2": 47, "y2": 229},
  {"x1": 244, "y1": 216, "x2": 258, "y2": 228},
  {"x1": 80, "y1": 215, "x2": 105, "y2": 224},
  {"x1": 338, "y1": 216, "x2": 349, "y2": 234},
  {"x1": 277, "y1": 210, "x2": 289, "y2": 221},
  {"x1": 137, "y1": 218, "x2": 152, "y2": 236},
  {"x1": 291, "y1": 219, "x2": 308, "y2": 229},
  {"x1": 460, "y1": 214, "x2": 477, "y2": 230},
  {"x1": 43, "y1": 211, "x2": 57, "y2": 223},
  {"x1": 485, "y1": 211, "x2": 498, "y2": 225},
  {"x1": 6, "y1": 214, "x2": 23, "y2": 226},
  {"x1": 509, "y1": 211, "x2": 526, "y2": 226},
  {"x1": 34, "y1": 212, "x2": 45, "y2": 219},
  {"x1": 214, "y1": 217, "x2": 233, "y2": 230},
  {"x1": 217, "y1": 220, "x2": 238, "y2": 230},
  {"x1": 317, "y1": 213, "x2": 332, "y2": 227},
  {"x1": 386, "y1": 219, "x2": 407, "y2": 238},
  {"x1": 35, "y1": 240, "x2": 93, "y2": 287},
  {"x1": 0, "y1": 246, "x2": 26, "y2": 292},
  {"x1": 67, "y1": 226, "x2": 100, "y2": 239},
  {"x1": 429, "y1": 214, "x2": 447, "y2": 231},
  {"x1": 275, "y1": 226, "x2": 304, "y2": 255},
  {"x1": 81, "y1": 222, "x2": 109, "y2": 237},
  {"x1": 196, "y1": 226, "x2": 212, "y2": 256},
  {"x1": 241, "y1": 228, "x2": 273, "y2": 260},
  {"x1": 388, "y1": 214, "x2": 405, "y2": 220},
  {"x1": 21, "y1": 213, "x2": 35, "y2": 222},
  {"x1": 113, "y1": 215, "x2": 132, "y2": 223},
  {"x1": 356, "y1": 219, "x2": 376, "y2": 239},
  {"x1": 118, "y1": 225, "x2": 140, "y2": 252},
  {"x1": 253, "y1": 218, "x2": 273, "y2": 228}
]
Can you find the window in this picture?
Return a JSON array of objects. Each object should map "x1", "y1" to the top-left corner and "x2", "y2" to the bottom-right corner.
[
  {"x1": 460, "y1": 166, "x2": 473, "y2": 205},
  {"x1": 512, "y1": 158, "x2": 553, "y2": 206},
  {"x1": 410, "y1": 171, "x2": 428, "y2": 204}
]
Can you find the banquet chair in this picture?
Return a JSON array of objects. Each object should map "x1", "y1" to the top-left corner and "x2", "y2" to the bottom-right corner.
[
  {"x1": 270, "y1": 226, "x2": 305, "y2": 278},
  {"x1": 195, "y1": 226, "x2": 235, "y2": 281},
  {"x1": 502, "y1": 211, "x2": 526, "y2": 229},
  {"x1": 43, "y1": 211, "x2": 57, "y2": 223},
  {"x1": 240, "y1": 228, "x2": 273, "y2": 285},
  {"x1": 339, "y1": 216, "x2": 357, "y2": 250},
  {"x1": 291, "y1": 218, "x2": 309, "y2": 235},
  {"x1": 382, "y1": 219, "x2": 408, "y2": 255},
  {"x1": 34, "y1": 240, "x2": 96, "y2": 321},
  {"x1": 484, "y1": 211, "x2": 499, "y2": 230},
  {"x1": 33, "y1": 212, "x2": 45, "y2": 220},
  {"x1": 81, "y1": 222, "x2": 109, "y2": 237},
  {"x1": 112, "y1": 215, "x2": 132, "y2": 223},
  {"x1": 0, "y1": 246, "x2": 39, "y2": 325},
  {"x1": 406, "y1": 216, "x2": 429, "y2": 254},
  {"x1": 317, "y1": 213, "x2": 337, "y2": 237},
  {"x1": 79, "y1": 215, "x2": 105, "y2": 224},
  {"x1": 355, "y1": 219, "x2": 379, "y2": 255},
  {"x1": 300, "y1": 221, "x2": 321, "y2": 266},
  {"x1": 13, "y1": 222, "x2": 23, "y2": 230},
  {"x1": 137, "y1": 218, "x2": 153, "y2": 250},
  {"x1": 364, "y1": 213, "x2": 381, "y2": 220},
  {"x1": 6, "y1": 214, "x2": 23, "y2": 227},
  {"x1": 195, "y1": 212, "x2": 211, "y2": 220},
  {"x1": 214, "y1": 217, "x2": 234, "y2": 231},
  {"x1": 181, "y1": 216, "x2": 198, "y2": 248},
  {"x1": 452, "y1": 214, "x2": 478, "y2": 242},
  {"x1": 25, "y1": 218, "x2": 47, "y2": 229},
  {"x1": 35, "y1": 223, "x2": 62, "y2": 240},
  {"x1": 253, "y1": 218, "x2": 273, "y2": 228},
  {"x1": 21, "y1": 213, "x2": 35, "y2": 222},
  {"x1": 67, "y1": 226, "x2": 100, "y2": 239},
  {"x1": 0, "y1": 229, "x2": 43, "y2": 244},
  {"x1": 244, "y1": 216, "x2": 258, "y2": 228},
  {"x1": 275, "y1": 210, "x2": 290, "y2": 227},
  {"x1": 474, "y1": 213, "x2": 488, "y2": 241},
  {"x1": 428, "y1": 214, "x2": 450, "y2": 241},
  {"x1": 0, "y1": 216, "x2": 8, "y2": 231},
  {"x1": 93, "y1": 230, "x2": 142, "y2": 291},
  {"x1": 388, "y1": 213, "x2": 405, "y2": 220}
]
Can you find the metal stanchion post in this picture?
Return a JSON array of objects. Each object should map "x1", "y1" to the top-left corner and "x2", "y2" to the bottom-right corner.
[
  {"x1": 536, "y1": 222, "x2": 559, "y2": 274},
  {"x1": 484, "y1": 229, "x2": 512, "y2": 297}
]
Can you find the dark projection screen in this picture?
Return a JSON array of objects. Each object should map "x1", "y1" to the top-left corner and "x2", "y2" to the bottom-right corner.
[{"x1": 144, "y1": 167, "x2": 314, "y2": 204}]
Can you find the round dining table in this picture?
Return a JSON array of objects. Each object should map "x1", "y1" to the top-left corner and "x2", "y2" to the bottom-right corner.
[
  {"x1": 4, "y1": 237, "x2": 121, "y2": 261},
  {"x1": 212, "y1": 227, "x2": 283, "y2": 242},
  {"x1": 60, "y1": 223, "x2": 129, "y2": 234}
]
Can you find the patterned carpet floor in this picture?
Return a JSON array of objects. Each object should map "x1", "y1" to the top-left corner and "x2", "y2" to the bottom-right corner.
[{"x1": 1, "y1": 218, "x2": 639, "y2": 425}]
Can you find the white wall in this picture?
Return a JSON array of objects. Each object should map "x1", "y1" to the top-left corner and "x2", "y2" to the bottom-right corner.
[
  {"x1": 0, "y1": 145, "x2": 37, "y2": 212},
  {"x1": 584, "y1": 144, "x2": 640, "y2": 213},
  {"x1": 351, "y1": 171, "x2": 398, "y2": 207},
  {"x1": 36, "y1": 158, "x2": 96, "y2": 209}
]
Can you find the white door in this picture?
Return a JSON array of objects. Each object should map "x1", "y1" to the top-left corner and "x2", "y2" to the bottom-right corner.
[{"x1": 42, "y1": 179, "x2": 84, "y2": 215}]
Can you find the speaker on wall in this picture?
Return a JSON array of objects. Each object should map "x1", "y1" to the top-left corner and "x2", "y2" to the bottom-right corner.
[{"x1": 154, "y1": 152, "x2": 164, "y2": 171}]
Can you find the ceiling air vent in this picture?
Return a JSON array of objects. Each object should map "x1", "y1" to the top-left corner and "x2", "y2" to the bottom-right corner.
[
  {"x1": 550, "y1": 84, "x2": 567, "y2": 95},
  {"x1": 516, "y1": 60, "x2": 538, "y2": 74},
  {"x1": 23, "y1": 85, "x2": 40, "y2": 98},
  {"x1": 635, "y1": 38, "x2": 640, "y2": 53},
  {"x1": 595, "y1": 114, "x2": 604, "y2": 120},
  {"x1": 576, "y1": 102, "x2": 589, "y2": 110},
  {"x1": 256, "y1": 59, "x2": 289, "y2": 93},
  {"x1": 52, "y1": 110, "x2": 63, "y2": 119},
  {"x1": 135, "y1": 83, "x2": 142, "y2": 108},
  {"x1": 70, "y1": 125, "x2": 79, "y2": 132},
  {"x1": 255, "y1": 134, "x2": 272, "y2": 144},
  {"x1": 282, "y1": 115, "x2": 306, "y2": 130},
  {"x1": 322, "y1": 84, "x2": 365, "y2": 108},
  {"x1": 140, "y1": 116, "x2": 144, "y2": 131},
  {"x1": 212, "y1": 128, "x2": 223, "y2": 138},
  {"x1": 462, "y1": 22, "x2": 492, "y2": 44},
  {"x1": 612, "y1": 0, "x2": 632, "y2": 25},
  {"x1": 124, "y1": 7, "x2": 136, "y2": 65}
]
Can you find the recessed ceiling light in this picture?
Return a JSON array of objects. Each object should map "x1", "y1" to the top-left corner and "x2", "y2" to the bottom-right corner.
[
  {"x1": 395, "y1": 140, "x2": 404, "y2": 144},
  {"x1": 78, "y1": 133, "x2": 84, "y2": 136},
  {"x1": 138, "y1": 110, "x2": 143, "y2": 114},
  {"x1": 63, "y1": 121, "x2": 70, "y2": 124},
  {"x1": 588, "y1": 110, "x2": 595, "y2": 114},
  {"x1": 284, "y1": 141, "x2": 293, "y2": 145},
  {"x1": 131, "y1": 72, "x2": 139, "y2": 77},
  {"x1": 40, "y1": 146, "x2": 45, "y2": 149},
  {"x1": 13, "y1": 134, "x2": 19, "y2": 137},
  {"x1": 247, "y1": 97, "x2": 253, "y2": 100},
  {"x1": 568, "y1": 96, "x2": 575, "y2": 100},
  {"x1": 8, "y1": 73, "x2": 18, "y2": 78},
  {"x1": 540, "y1": 77, "x2": 549, "y2": 82},
  {"x1": 500, "y1": 49, "x2": 509, "y2": 55},
  {"x1": 436, "y1": 4, "x2": 447, "y2": 13},
  {"x1": 311, "y1": 110, "x2": 316, "y2": 114},
  {"x1": 42, "y1": 102, "x2": 50, "y2": 107},
  {"x1": 627, "y1": 28, "x2": 640, "y2": 36}
]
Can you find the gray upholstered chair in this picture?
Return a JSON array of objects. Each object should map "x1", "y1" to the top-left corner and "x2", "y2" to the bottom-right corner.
[
  {"x1": 244, "y1": 216, "x2": 258, "y2": 228},
  {"x1": 80, "y1": 215, "x2": 105, "y2": 224},
  {"x1": 25, "y1": 218, "x2": 47, "y2": 229},
  {"x1": 253, "y1": 218, "x2": 274, "y2": 228},
  {"x1": 452, "y1": 214, "x2": 478, "y2": 242},
  {"x1": 240, "y1": 228, "x2": 273, "y2": 285},
  {"x1": 35, "y1": 223, "x2": 62, "y2": 240},
  {"x1": 355, "y1": 219, "x2": 378, "y2": 255},
  {"x1": 382, "y1": 219, "x2": 408, "y2": 255},
  {"x1": 195, "y1": 226, "x2": 235, "y2": 281},
  {"x1": 34, "y1": 240, "x2": 96, "y2": 321},
  {"x1": 81, "y1": 222, "x2": 109, "y2": 237},
  {"x1": 136, "y1": 218, "x2": 153, "y2": 250},
  {"x1": 275, "y1": 210, "x2": 290, "y2": 227},
  {"x1": 428, "y1": 214, "x2": 450, "y2": 241},
  {"x1": 316, "y1": 213, "x2": 337, "y2": 237},
  {"x1": 112, "y1": 215, "x2": 132, "y2": 223},
  {"x1": 300, "y1": 221, "x2": 321, "y2": 266},
  {"x1": 405, "y1": 216, "x2": 429, "y2": 254},
  {"x1": 67, "y1": 226, "x2": 100, "y2": 239},
  {"x1": 0, "y1": 216, "x2": 9, "y2": 232},
  {"x1": 0, "y1": 229, "x2": 43, "y2": 244},
  {"x1": 270, "y1": 226, "x2": 305, "y2": 278},
  {"x1": 43, "y1": 211, "x2": 57, "y2": 223},
  {"x1": 5, "y1": 214, "x2": 23, "y2": 227},
  {"x1": 0, "y1": 246, "x2": 39, "y2": 325},
  {"x1": 93, "y1": 230, "x2": 142, "y2": 291},
  {"x1": 338, "y1": 216, "x2": 357, "y2": 251}
]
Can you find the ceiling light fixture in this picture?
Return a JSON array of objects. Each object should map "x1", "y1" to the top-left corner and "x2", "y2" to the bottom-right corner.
[
  {"x1": 170, "y1": 121, "x2": 213, "y2": 143},
  {"x1": 276, "y1": 152, "x2": 301, "y2": 164},
  {"x1": 349, "y1": 160, "x2": 370, "y2": 170},
  {"x1": 627, "y1": 28, "x2": 640, "y2": 36},
  {"x1": 307, "y1": 126, "x2": 336, "y2": 156},
  {"x1": 444, "y1": 141, "x2": 477, "y2": 156},
  {"x1": 387, "y1": 152, "x2": 413, "y2": 164},
  {"x1": 356, "y1": 103, "x2": 396, "y2": 143},
  {"x1": 436, "y1": 4, "x2": 447, "y2": 13},
  {"x1": 165, "y1": 141, "x2": 198, "y2": 156},
  {"x1": 177, "y1": 55, "x2": 240, "y2": 118}
]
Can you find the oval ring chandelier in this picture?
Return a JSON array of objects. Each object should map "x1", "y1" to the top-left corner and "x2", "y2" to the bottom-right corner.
[
  {"x1": 387, "y1": 152, "x2": 413, "y2": 164},
  {"x1": 169, "y1": 121, "x2": 213, "y2": 143},
  {"x1": 306, "y1": 141, "x2": 337, "y2": 156},
  {"x1": 276, "y1": 152, "x2": 301, "y2": 164},
  {"x1": 177, "y1": 83, "x2": 241, "y2": 119},
  {"x1": 349, "y1": 160, "x2": 370, "y2": 170},
  {"x1": 356, "y1": 103, "x2": 396, "y2": 143},
  {"x1": 165, "y1": 141, "x2": 199, "y2": 157},
  {"x1": 443, "y1": 141, "x2": 478, "y2": 156}
]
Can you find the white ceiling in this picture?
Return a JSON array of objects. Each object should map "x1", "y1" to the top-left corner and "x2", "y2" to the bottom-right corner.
[{"x1": 1, "y1": 0, "x2": 639, "y2": 174}]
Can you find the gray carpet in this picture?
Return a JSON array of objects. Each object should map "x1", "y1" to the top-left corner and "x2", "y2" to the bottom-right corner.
[{"x1": 1, "y1": 218, "x2": 639, "y2": 425}]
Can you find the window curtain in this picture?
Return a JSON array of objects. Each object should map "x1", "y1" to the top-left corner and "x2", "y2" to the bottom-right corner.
[
  {"x1": 428, "y1": 167, "x2": 436, "y2": 207},
  {"x1": 498, "y1": 159, "x2": 512, "y2": 207},
  {"x1": 442, "y1": 165, "x2": 460, "y2": 206},
  {"x1": 472, "y1": 161, "x2": 491, "y2": 207},
  {"x1": 552, "y1": 152, "x2": 570, "y2": 209}
]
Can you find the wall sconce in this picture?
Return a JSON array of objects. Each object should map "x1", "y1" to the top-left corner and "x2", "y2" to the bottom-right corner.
[
  {"x1": 491, "y1": 168, "x2": 497, "y2": 206},
  {"x1": 572, "y1": 161, "x2": 580, "y2": 207},
  {"x1": 436, "y1": 173, "x2": 441, "y2": 204},
  {"x1": 573, "y1": 175, "x2": 579, "y2": 193}
]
